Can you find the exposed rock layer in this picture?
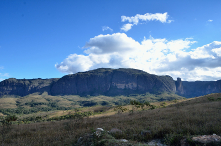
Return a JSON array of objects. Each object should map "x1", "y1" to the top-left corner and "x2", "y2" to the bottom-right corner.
[
  {"x1": 0, "y1": 68, "x2": 176, "y2": 97},
  {"x1": 0, "y1": 78, "x2": 59, "y2": 96},
  {"x1": 50, "y1": 68, "x2": 176, "y2": 96},
  {"x1": 175, "y1": 78, "x2": 221, "y2": 98},
  {"x1": 0, "y1": 68, "x2": 221, "y2": 98}
]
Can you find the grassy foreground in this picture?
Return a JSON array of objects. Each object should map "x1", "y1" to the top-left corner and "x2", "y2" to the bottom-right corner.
[{"x1": 0, "y1": 93, "x2": 221, "y2": 145}]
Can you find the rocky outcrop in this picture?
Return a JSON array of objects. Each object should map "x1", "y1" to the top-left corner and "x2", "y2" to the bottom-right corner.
[
  {"x1": 175, "y1": 78, "x2": 184, "y2": 95},
  {"x1": 0, "y1": 68, "x2": 176, "y2": 97},
  {"x1": 50, "y1": 68, "x2": 176, "y2": 96},
  {"x1": 0, "y1": 78, "x2": 59, "y2": 97},
  {"x1": 1, "y1": 68, "x2": 221, "y2": 98},
  {"x1": 175, "y1": 78, "x2": 221, "y2": 98}
]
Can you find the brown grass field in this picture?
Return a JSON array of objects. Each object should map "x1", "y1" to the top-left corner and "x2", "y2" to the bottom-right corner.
[{"x1": 0, "y1": 93, "x2": 221, "y2": 145}]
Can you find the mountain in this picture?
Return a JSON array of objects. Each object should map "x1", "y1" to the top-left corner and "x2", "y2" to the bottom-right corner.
[
  {"x1": 50, "y1": 68, "x2": 176, "y2": 96},
  {"x1": 0, "y1": 68, "x2": 221, "y2": 98},
  {"x1": 0, "y1": 68, "x2": 176, "y2": 97},
  {"x1": 175, "y1": 78, "x2": 221, "y2": 98},
  {"x1": 0, "y1": 78, "x2": 59, "y2": 97}
]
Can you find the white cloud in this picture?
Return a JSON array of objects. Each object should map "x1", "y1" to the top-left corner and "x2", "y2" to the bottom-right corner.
[
  {"x1": 120, "y1": 12, "x2": 172, "y2": 31},
  {"x1": 212, "y1": 47, "x2": 221, "y2": 56},
  {"x1": 102, "y1": 26, "x2": 113, "y2": 31},
  {"x1": 0, "y1": 66, "x2": 4, "y2": 70},
  {"x1": 167, "y1": 39, "x2": 196, "y2": 52},
  {"x1": 208, "y1": 19, "x2": 213, "y2": 22},
  {"x1": 120, "y1": 24, "x2": 133, "y2": 32},
  {"x1": 83, "y1": 33, "x2": 140, "y2": 54},
  {"x1": 156, "y1": 41, "x2": 221, "y2": 80},
  {"x1": 55, "y1": 33, "x2": 221, "y2": 81},
  {"x1": 55, "y1": 54, "x2": 93, "y2": 73},
  {"x1": 121, "y1": 12, "x2": 169, "y2": 24}
]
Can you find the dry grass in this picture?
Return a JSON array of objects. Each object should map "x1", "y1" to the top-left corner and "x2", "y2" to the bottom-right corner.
[
  {"x1": 0, "y1": 98, "x2": 17, "y2": 109},
  {"x1": 0, "y1": 93, "x2": 221, "y2": 145}
]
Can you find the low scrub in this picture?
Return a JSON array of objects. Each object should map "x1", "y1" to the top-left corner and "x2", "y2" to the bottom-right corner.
[{"x1": 0, "y1": 93, "x2": 220, "y2": 145}]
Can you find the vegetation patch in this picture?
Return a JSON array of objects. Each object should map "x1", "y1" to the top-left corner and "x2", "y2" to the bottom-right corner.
[{"x1": 0, "y1": 93, "x2": 220, "y2": 145}]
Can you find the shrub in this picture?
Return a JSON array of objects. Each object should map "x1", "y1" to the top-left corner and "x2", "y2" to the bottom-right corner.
[
  {"x1": 164, "y1": 133, "x2": 184, "y2": 146},
  {"x1": 207, "y1": 97, "x2": 215, "y2": 101}
]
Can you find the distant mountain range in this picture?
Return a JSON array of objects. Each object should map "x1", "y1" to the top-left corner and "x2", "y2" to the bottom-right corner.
[{"x1": 0, "y1": 68, "x2": 221, "y2": 98}]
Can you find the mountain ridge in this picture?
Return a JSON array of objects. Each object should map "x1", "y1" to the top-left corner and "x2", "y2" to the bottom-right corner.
[
  {"x1": 0, "y1": 68, "x2": 221, "y2": 98},
  {"x1": 51, "y1": 68, "x2": 176, "y2": 96}
]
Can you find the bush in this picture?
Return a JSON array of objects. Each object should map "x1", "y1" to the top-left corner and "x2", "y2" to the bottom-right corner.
[
  {"x1": 207, "y1": 97, "x2": 215, "y2": 101},
  {"x1": 164, "y1": 133, "x2": 184, "y2": 146}
]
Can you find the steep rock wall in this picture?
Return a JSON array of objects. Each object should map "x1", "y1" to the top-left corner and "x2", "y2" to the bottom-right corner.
[
  {"x1": 0, "y1": 78, "x2": 59, "y2": 96},
  {"x1": 175, "y1": 78, "x2": 221, "y2": 98},
  {"x1": 50, "y1": 68, "x2": 176, "y2": 96}
]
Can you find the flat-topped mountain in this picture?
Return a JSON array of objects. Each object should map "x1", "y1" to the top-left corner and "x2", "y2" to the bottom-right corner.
[
  {"x1": 0, "y1": 68, "x2": 221, "y2": 98},
  {"x1": 50, "y1": 68, "x2": 176, "y2": 96},
  {"x1": 0, "y1": 68, "x2": 175, "y2": 97},
  {"x1": 175, "y1": 77, "x2": 221, "y2": 98}
]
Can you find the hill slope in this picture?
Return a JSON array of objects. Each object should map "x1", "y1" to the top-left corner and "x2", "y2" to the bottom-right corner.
[{"x1": 0, "y1": 93, "x2": 220, "y2": 145}]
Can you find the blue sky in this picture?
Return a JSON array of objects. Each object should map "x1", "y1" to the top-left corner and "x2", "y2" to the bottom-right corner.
[{"x1": 1, "y1": 0, "x2": 221, "y2": 81}]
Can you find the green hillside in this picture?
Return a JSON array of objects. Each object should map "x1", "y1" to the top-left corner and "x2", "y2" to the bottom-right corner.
[{"x1": 0, "y1": 92, "x2": 183, "y2": 115}]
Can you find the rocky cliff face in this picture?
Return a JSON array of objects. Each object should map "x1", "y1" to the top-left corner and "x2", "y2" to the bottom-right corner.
[
  {"x1": 175, "y1": 78, "x2": 221, "y2": 98},
  {"x1": 0, "y1": 68, "x2": 176, "y2": 97},
  {"x1": 175, "y1": 78, "x2": 184, "y2": 94},
  {"x1": 1, "y1": 68, "x2": 220, "y2": 98},
  {"x1": 50, "y1": 68, "x2": 176, "y2": 96},
  {"x1": 0, "y1": 78, "x2": 59, "y2": 96}
]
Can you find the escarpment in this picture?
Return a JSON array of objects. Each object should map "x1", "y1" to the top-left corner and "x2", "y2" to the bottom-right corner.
[
  {"x1": 0, "y1": 78, "x2": 59, "y2": 96},
  {"x1": 1, "y1": 68, "x2": 221, "y2": 98},
  {"x1": 50, "y1": 68, "x2": 176, "y2": 96},
  {"x1": 175, "y1": 78, "x2": 221, "y2": 98},
  {"x1": 0, "y1": 68, "x2": 176, "y2": 97}
]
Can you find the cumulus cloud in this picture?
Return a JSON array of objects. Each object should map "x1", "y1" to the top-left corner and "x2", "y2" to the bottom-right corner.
[
  {"x1": 102, "y1": 26, "x2": 113, "y2": 31},
  {"x1": 55, "y1": 54, "x2": 93, "y2": 73},
  {"x1": 55, "y1": 33, "x2": 141, "y2": 73},
  {"x1": 83, "y1": 33, "x2": 140, "y2": 54},
  {"x1": 120, "y1": 12, "x2": 172, "y2": 31},
  {"x1": 155, "y1": 41, "x2": 221, "y2": 80},
  {"x1": 208, "y1": 19, "x2": 213, "y2": 22},
  {"x1": 55, "y1": 11, "x2": 221, "y2": 81},
  {"x1": 55, "y1": 33, "x2": 221, "y2": 81}
]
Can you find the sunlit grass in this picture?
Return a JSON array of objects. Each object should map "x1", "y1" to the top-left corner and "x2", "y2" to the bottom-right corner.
[{"x1": 0, "y1": 93, "x2": 221, "y2": 145}]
